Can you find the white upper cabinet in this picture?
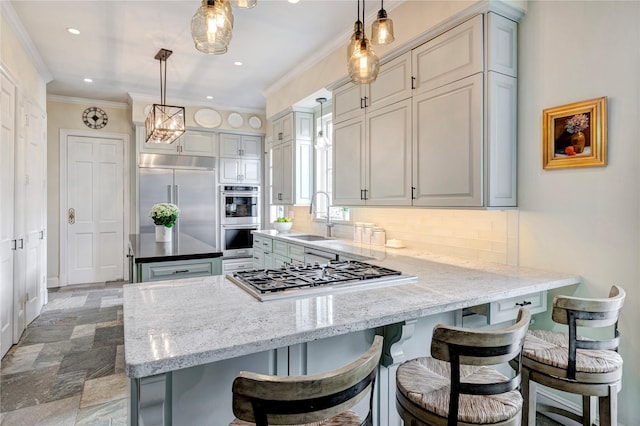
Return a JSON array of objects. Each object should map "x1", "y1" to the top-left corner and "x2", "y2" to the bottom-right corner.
[
  {"x1": 272, "y1": 111, "x2": 313, "y2": 145},
  {"x1": 332, "y1": 10, "x2": 519, "y2": 209},
  {"x1": 140, "y1": 130, "x2": 216, "y2": 157},
  {"x1": 219, "y1": 133, "x2": 261, "y2": 158},
  {"x1": 412, "y1": 15, "x2": 483, "y2": 94},
  {"x1": 333, "y1": 52, "x2": 412, "y2": 125},
  {"x1": 270, "y1": 111, "x2": 314, "y2": 205},
  {"x1": 219, "y1": 133, "x2": 262, "y2": 184},
  {"x1": 412, "y1": 74, "x2": 483, "y2": 207}
]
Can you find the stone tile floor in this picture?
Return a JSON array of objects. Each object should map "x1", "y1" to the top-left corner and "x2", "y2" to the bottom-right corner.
[
  {"x1": 1, "y1": 282, "x2": 126, "y2": 426},
  {"x1": 1, "y1": 281, "x2": 566, "y2": 425}
]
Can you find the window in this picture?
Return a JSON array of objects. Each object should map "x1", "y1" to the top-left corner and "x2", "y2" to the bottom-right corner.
[{"x1": 315, "y1": 111, "x2": 350, "y2": 222}]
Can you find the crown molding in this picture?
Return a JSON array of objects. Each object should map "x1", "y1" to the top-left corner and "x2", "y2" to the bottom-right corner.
[
  {"x1": 126, "y1": 92, "x2": 265, "y2": 115},
  {"x1": 1, "y1": 1, "x2": 53, "y2": 83},
  {"x1": 48, "y1": 95, "x2": 129, "y2": 109}
]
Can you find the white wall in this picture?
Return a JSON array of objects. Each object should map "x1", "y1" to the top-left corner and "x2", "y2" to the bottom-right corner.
[{"x1": 518, "y1": 1, "x2": 639, "y2": 422}]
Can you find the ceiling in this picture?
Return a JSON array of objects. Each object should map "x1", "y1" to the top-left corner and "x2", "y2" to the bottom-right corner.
[{"x1": 9, "y1": 0, "x2": 402, "y2": 112}]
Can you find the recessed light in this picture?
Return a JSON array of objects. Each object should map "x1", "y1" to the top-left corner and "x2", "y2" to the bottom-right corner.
[
  {"x1": 288, "y1": 0, "x2": 299, "y2": 4},
  {"x1": 206, "y1": 95, "x2": 214, "y2": 100},
  {"x1": 83, "y1": 78, "x2": 93, "y2": 83},
  {"x1": 233, "y1": 61, "x2": 243, "y2": 66},
  {"x1": 67, "y1": 27, "x2": 80, "y2": 35}
]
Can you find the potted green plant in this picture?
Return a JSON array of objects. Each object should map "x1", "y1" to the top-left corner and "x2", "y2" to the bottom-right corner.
[
  {"x1": 149, "y1": 203, "x2": 180, "y2": 242},
  {"x1": 273, "y1": 216, "x2": 293, "y2": 233}
]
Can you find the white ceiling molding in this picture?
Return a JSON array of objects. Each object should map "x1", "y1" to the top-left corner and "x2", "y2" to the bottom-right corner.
[
  {"x1": 48, "y1": 95, "x2": 129, "y2": 110},
  {"x1": 0, "y1": 1, "x2": 52, "y2": 83}
]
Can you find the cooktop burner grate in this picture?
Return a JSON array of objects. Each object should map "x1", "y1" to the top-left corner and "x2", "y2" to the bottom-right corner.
[{"x1": 229, "y1": 260, "x2": 408, "y2": 299}]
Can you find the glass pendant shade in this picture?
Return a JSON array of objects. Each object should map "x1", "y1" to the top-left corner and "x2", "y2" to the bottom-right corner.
[
  {"x1": 348, "y1": 38, "x2": 380, "y2": 84},
  {"x1": 232, "y1": 0, "x2": 257, "y2": 8},
  {"x1": 191, "y1": 0, "x2": 234, "y2": 54},
  {"x1": 371, "y1": 8, "x2": 395, "y2": 45},
  {"x1": 346, "y1": 20, "x2": 363, "y2": 61},
  {"x1": 145, "y1": 104, "x2": 186, "y2": 144}
]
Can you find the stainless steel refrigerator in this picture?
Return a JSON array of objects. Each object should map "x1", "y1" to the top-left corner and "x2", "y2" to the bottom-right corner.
[{"x1": 138, "y1": 153, "x2": 217, "y2": 247}]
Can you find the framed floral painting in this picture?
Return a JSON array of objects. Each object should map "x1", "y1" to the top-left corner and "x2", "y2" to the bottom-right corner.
[{"x1": 542, "y1": 97, "x2": 607, "y2": 169}]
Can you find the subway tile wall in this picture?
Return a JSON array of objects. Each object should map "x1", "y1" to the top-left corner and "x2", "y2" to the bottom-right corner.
[{"x1": 286, "y1": 207, "x2": 519, "y2": 266}]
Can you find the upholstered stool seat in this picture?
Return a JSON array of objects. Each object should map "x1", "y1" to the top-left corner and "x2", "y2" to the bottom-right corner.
[
  {"x1": 524, "y1": 330, "x2": 623, "y2": 381},
  {"x1": 396, "y1": 308, "x2": 531, "y2": 426},
  {"x1": 520, "y1": 286, "x2": 626, "y2": 426},
  {"x1": 397, "y1": 357, "x2": 523, "y2": 424}
]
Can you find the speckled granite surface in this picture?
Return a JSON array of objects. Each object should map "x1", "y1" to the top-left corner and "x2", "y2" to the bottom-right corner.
[{"x1": 123, "y1": 236, "x2": 580, "y2": 378}]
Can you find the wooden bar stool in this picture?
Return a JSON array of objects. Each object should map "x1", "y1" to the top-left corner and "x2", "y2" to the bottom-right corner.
[
  {"x1": 229, "y1": 335, "x2": 383, "y2": 426},
  {"x1": 396, "y1": 308, "x2": 531, "y2": 426},
  {"x1": 520, "y1": 285, "x2": 625, "y2": 426}
]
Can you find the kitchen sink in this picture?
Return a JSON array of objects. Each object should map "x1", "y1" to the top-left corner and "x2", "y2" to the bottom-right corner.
[{"x1": 287, "y1": 234, "x2": 333, "y2": 241}]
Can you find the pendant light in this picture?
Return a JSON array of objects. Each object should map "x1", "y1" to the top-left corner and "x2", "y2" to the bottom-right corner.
[
  {"x1": 348, "y1": 0, "x2": 379, "y2": 84},
  {"x1": 191, "y1": 0, "x2": 234, "y2": 54},
  {"x1": 346, "y1": 0, "x2": 363, "y2": 61},
  {"x1": 315, "y1": 97, "x2": 329, "y2": 149},
  {"x1": 232, "y1": 0, "x2": 257, "y2": 8},
  {"x1": 145, "y1": 49, "x2": 185, "y2": 144},
  {"x1": 371, "y1": 0, "x2": 395, "y2": 45}
]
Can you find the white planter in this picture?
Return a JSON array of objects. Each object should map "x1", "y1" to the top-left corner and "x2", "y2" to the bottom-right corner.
[
  {"x1": 272, "y1": 222, "x2": 293, "y2": 233},
  {"x1": 155, "y1": 225, "x2": 172, "y2": 242}
]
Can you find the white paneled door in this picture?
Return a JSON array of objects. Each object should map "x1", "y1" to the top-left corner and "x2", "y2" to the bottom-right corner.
[
  {"x1": 24, "y1": 101, "x2": 46, "y2": 324},
  {"x1": 1, "y1": 72, "x2": 16, "y2": 358},
  {"x1": 65, "y1": 134, "x2": 124, "y2": 285}
]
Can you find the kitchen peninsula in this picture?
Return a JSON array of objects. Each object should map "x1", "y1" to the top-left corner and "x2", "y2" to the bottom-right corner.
[
  {"x1": 128, "y1": 233, "x2": 223, "y2": 283},
  {"x1": 123, "y1": 237, "x2": 580, "y2": 425}
]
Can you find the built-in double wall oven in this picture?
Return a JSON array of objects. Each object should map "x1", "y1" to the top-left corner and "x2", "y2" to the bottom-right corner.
[{"x1": 220, "y1": 185, "x2": 260, "y2": 258}]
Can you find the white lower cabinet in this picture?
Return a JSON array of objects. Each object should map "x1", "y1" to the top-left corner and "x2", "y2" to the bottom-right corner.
[
  {"x1": 138, "y1": 258, "x2": 222, "y2": 282},
  {"x1": 132, "y1": 313, "x2": 454, "y2": 426},
  {"x1": 465, "y1": 291, "x2": 548, "y2": 326}
]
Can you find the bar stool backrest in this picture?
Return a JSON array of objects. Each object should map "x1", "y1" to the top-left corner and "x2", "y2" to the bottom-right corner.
[
  {"x1": 232, "y1": 335, "x2": 383, "y2": 426},
  {"x1": 429, "y1": 308, "x2": 531, "y2": 425},
  {"x1": 550, "y1": 285, "x2": 625, "y2": 379}
]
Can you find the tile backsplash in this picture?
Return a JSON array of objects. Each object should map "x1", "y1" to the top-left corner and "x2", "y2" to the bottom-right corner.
[{"x1": 285, "y1": 207, "x2": 519, "y2": 266}]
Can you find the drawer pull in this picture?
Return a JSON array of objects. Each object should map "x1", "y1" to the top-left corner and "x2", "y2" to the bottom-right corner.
[
  {"x1": 515, "y1": 301, "x2": 532, "y2": 307},
  {"x1": 173, "y1": 269, "x2": 189, "y2": 274}
]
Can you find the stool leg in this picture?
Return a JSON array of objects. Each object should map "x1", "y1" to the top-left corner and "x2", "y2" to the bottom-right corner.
[
  {"x1": 521, "y1": 368, "x2": 536, "y2": 426},
  {"x1": 582, "y1": 396, "x2": 595, "y2": 426},
  {"x1": 598, "y1": 383, "x2": 618, "y2": 426}
]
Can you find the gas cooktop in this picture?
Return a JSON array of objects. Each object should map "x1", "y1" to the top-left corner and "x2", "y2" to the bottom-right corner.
[{"x1": 228, "y1": 260, "x2": 417, "y2": 301}]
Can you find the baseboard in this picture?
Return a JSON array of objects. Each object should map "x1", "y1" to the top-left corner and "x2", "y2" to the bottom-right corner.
[{"x1": 47, "y1": 276, "x2": 59, "y2": 288}]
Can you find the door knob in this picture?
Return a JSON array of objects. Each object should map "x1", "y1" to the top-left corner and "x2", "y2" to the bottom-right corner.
[{"x1": 68, "y1": 208, "x2": 75, "y2": 224}]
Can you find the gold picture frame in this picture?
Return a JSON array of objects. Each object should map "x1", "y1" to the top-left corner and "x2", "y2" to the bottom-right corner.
[{"x1": 542, "y1": 97, "x2": 607, "y2": 169}]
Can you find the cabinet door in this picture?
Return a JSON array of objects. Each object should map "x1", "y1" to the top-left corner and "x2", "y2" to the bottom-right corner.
[
  {"x1": 488, "y1": 12, "x2": 517, "y2": 77},
  {"x1": 293, "y1": 139, "x2": 313, "y2": 205},
  {"x1": 241, "y1": 136, "x2": 262, "y2": 158},
  {"x1": 295, "y1": 112, "x2": 314, "y2": 141},
  {"x1": 368, "y1": 52, "x2": 412, "y2": 111},
  {"x1": 141, "y1": 137, "x2": 180, "y2": 154},
  {"x1": 412, "y1": 14, "x2": 483, "y2": 94},
  {"x1": 271, "y1": 144, "x2": 284, "y2": 204},
  {"x1": 181, "y1": 131, "x2": 216, "y2": 156},
  {"x1": 333, "y1": 117, "x2": 366, "y2": 206},
  {"x1": 281, "y1": 113, "x2": 294, "y2": 142},
  {"x1": 219, "y1": 133, "x2": 242, "y2": 157},
  {"x1": 280, "y1": 141, "x2": 294, "y2": 205},
  {"x1": 487, "y1": 71, "x2": 517, "y2": 207},
  {"x1": 333, "y1": 82, "x2": 365, "y2": 124},
  {"x1": 412, "y1": 74, "x2": 483, "y2": 207},
  {"x1": 219, "y1": 157, "x2": 241, "y2": 183},
  {"x1": 272, "y1": 117, "x2": 283, "y2": 145},
  {"x1": 241, "y1": 159, "x2": 261, "y2": 184},
  {"x1": 366, "y1": 99, "x2": 412, "y2": 206}
]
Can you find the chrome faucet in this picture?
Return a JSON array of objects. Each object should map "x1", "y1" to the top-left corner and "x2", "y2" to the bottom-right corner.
[{"x1": 309, "y1": 191, "x2": 333, "y2": 237}]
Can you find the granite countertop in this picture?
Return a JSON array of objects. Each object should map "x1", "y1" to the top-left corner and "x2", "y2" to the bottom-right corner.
[
  {"x1": 123, "y1": 236, "x2": 581, "y2": 378},
  {"x1": 129, "y1": 233, "x2": 222, "y2": 264}
]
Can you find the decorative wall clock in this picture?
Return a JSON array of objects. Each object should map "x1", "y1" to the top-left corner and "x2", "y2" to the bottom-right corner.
[{"x1": 82, "y1": 106, "x2": 108, "y2": 129}]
